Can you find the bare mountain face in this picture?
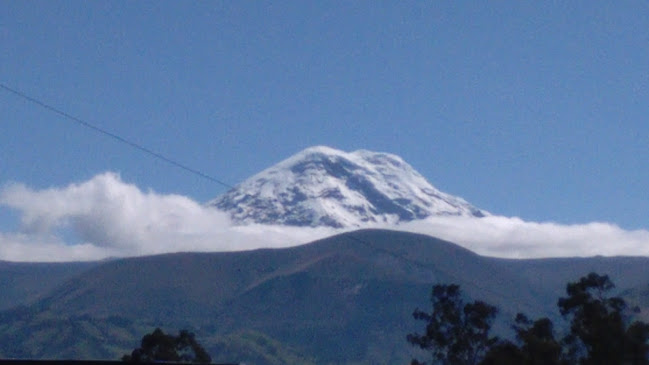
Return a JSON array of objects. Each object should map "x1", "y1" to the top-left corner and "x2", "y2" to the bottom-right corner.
[{"x1": 209, "y1": 146, "x2": 487, "y2": 227}]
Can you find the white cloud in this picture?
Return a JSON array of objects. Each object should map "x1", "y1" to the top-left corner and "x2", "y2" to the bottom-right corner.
[
  {"x1": 0, "y1": 173, "x2": 339, "y2": 261},
  {"x1": 0, "y1": 232, "x2": 113, "y2": 262},
  {"x1": 397, "y1": 216, "x2": 649, "y2": 258},
  {"x1": 1, "y1": 172, "x2": 648, "y2": 261}
]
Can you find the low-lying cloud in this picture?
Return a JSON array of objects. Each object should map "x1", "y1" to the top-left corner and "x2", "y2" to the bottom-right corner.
[
  {"x1": 398, "y1": 216, "x2": 649, "y2": 258},
  {"x1": 1, "y1": 172, "x2": 648, "y2": 261}
]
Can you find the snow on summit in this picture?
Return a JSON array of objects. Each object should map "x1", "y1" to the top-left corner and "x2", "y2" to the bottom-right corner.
[{"x1": 209, "y1": 146, "x2": 487, "y2": 228}]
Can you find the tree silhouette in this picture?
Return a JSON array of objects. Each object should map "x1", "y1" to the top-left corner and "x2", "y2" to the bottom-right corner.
[
  {"x1": 481, "y1": 272, "x2": 649, "y2": 364},
  {"x1": 407, "y1": 284, "x2": 498, "y2": 365},
  {"x1": 122, "y1": 328, "x2": 211, "y2": 363},
  {"x1": 482, "y1": 313, "x2": 565, "y2": 365},
  {"x1": 411, "y1": 274, "x2": 649, "y2": 365},
  {"x1": 558, "y1": 272, "x2": 649, "y2": 365}
]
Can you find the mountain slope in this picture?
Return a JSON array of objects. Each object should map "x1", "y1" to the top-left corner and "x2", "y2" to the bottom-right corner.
[
  {"x1": 4, "y1": 230, "x2": 649, "y2": 363},
  {"x1": 0, "y1": 260, "x2": 97, "y2": 311},
  {"x1": 0, "y1": 230, "x2": 527, "y2": 363},
  {"x1": 209, "y1": 146, "x2": 486, "y2": 227}
]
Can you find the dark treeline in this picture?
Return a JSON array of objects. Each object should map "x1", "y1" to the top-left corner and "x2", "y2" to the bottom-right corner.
[
  {"x1": 408, "y1": 273, "x2": 649, "y2": 365},
  {"x1": 122, "y1": 328, "x2": 211, "y2": 364}
]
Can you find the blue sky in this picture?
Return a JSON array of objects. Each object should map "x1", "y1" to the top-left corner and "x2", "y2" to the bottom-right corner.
[{"x1": 1, "y1": 2, "x2": 649, "y2": 260}]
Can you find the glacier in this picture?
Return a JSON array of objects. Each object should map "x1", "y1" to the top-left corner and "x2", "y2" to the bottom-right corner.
[{"x1": 208, "y1": 146, "x2": 487, "y2": 228}]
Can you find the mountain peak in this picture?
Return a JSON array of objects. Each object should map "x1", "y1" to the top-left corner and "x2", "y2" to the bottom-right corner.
[
  {"x1": 297, "y1": 145, "x2": 345, "y2": 156},
  {"x1": 209, "y1": 146, "x2": 487, "y2": 227}
]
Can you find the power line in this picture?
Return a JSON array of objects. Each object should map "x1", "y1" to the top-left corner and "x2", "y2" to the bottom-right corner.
[{"x1": 0, "y1": 83, "x2": 235, "y2": 190}]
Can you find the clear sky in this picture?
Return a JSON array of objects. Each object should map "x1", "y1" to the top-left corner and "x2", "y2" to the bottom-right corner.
[{"x1": 1, "y1": 1, "x2": 649, "y2": 260}]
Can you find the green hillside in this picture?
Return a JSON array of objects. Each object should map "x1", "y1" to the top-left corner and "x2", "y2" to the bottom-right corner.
[{"x1": 2, "y1": 230, "x2": 649, "y2": 364}]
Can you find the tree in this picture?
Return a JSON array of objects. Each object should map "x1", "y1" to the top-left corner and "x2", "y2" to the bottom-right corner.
[
  {"x1": 512, "y1": 313, "x2": 564, "y2": 365},
  {"x1": 482, "y1": 313, "x2": 565, "y2": 365},
  {"x1": 122, "y1": 328, "x2": 212, "y2": 363},
  {"x1": 479, "y1": 341, "x2": 524, "y2": 365},
  {"x1": 409, "y1": 274, "x2": 649, "y2": 365},
  {"x1": 558, "y1": 272, "x2": 649, "y2": 365},
  {"x1": 407, "y1": 284, "x2": 499, "y2": 365}
]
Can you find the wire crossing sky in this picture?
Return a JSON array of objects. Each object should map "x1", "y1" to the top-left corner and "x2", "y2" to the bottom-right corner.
[{"x1": 0, "y1": 83, "x2": 234, "y2": 190}]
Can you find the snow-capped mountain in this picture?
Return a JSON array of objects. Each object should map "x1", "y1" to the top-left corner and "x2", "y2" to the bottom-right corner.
[{"x1": 209, "y1": 146, "x2": 487, "y2": 228}]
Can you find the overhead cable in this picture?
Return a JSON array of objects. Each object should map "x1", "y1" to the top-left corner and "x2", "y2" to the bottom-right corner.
[{"x1": 0, "y1": 83, "x2": 234, "y2": 190}]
